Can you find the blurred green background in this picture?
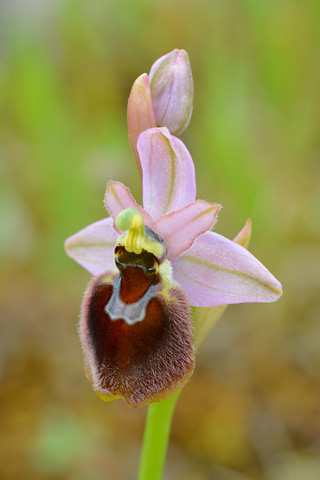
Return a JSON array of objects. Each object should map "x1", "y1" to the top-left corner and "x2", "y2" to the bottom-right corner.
[{"x1": 1, "y1": 0, "x2": 320, "y2": 479}]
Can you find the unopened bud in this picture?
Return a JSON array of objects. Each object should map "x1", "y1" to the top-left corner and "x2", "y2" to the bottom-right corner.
[
  {"x1": 149, "y1": 49, "x2": 194, "y2": 135},
  {"x1": 127, "y1": 74, "x2": 156, "y2": 174}
]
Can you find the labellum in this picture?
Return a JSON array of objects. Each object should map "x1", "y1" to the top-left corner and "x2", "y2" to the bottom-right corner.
[{"x1": 80, "y1": 209, "x2": 195, "y2": 408}]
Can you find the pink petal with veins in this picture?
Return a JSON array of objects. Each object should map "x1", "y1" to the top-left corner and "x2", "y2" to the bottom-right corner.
[{"x1": 172, "y1": 231, "x2": 283, "y2": 307}]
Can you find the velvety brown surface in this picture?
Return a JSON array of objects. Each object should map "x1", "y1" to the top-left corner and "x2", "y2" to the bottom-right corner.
[{"x1": 87, "y1": 271, "x2": 194, "y2": 407}]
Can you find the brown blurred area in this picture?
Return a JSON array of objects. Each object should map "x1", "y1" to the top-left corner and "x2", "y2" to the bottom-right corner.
[{"x1": 1, "y1": 1, "x2": 320, "y2": 479}]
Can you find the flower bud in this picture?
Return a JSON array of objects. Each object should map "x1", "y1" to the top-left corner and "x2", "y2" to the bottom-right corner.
[
  {"x1": 149, "y1": 49, "x2": 194, "y2": 135},
  {"x1": 127, "y1": 74, "x2": 156, "y2": 174}
]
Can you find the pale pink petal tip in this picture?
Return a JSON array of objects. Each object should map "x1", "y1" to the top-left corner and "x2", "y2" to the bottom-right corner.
[
  {"x1": 233, "y1": 218, "x2": 252, "y2": 249},
  {"x1": 104, "y1": 180, "x2": 154, "y2": 231},
  {"x1": 172, "y1": 231, "x2": 283, "y2": 307},
  {"x1": 149, "y1": 49, "x2": 194, "y2": 135},
  {"x1": 64, "y1": 218, "x2": 118, "y2": 276},
  {"x1": 137, "y1": 127, "x2": 196, "y2": 220}
]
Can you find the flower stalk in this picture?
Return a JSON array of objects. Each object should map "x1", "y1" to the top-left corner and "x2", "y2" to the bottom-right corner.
[
  {"x1": 137, "y1": 301, "x2": 227, "y2": 480},
  {"x1": 138, "y1": 393, "x2": 180, "y2": 480}
]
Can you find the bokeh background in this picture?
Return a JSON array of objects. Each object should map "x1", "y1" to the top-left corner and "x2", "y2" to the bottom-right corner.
[{"x1": 1, "y1": 0, "x2": 320, "y2": 479}]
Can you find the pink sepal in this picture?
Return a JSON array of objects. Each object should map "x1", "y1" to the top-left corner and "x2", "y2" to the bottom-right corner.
[
  {"x1": 172, "y1": 231, "x2": 283, "y2": 307},
  {"x1": 64, "y1": 218, "x2": 118, "y2": 276},
  {"x1": 137, "y1": 127, "x2": 196, "y2": 220}
]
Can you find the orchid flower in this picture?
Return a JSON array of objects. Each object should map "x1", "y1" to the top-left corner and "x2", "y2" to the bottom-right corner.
[
  {"x1": 64, "y1": 49, "x2": 282, "y2": 410},
  {"x1": 64, "y1": 50, "x2": 283, "y2": 480},
  {"x1": 65, "y1": 124, "x2": 282, "y2": 408}
]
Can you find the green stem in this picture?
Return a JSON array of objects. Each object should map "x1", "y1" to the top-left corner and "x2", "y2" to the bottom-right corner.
[
  {"x1": 137, "y1": 392, "x2": 180, "y2": 480},
  {"x1": 137, "y1": 305, "x2": 227, "y2": 480}
]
